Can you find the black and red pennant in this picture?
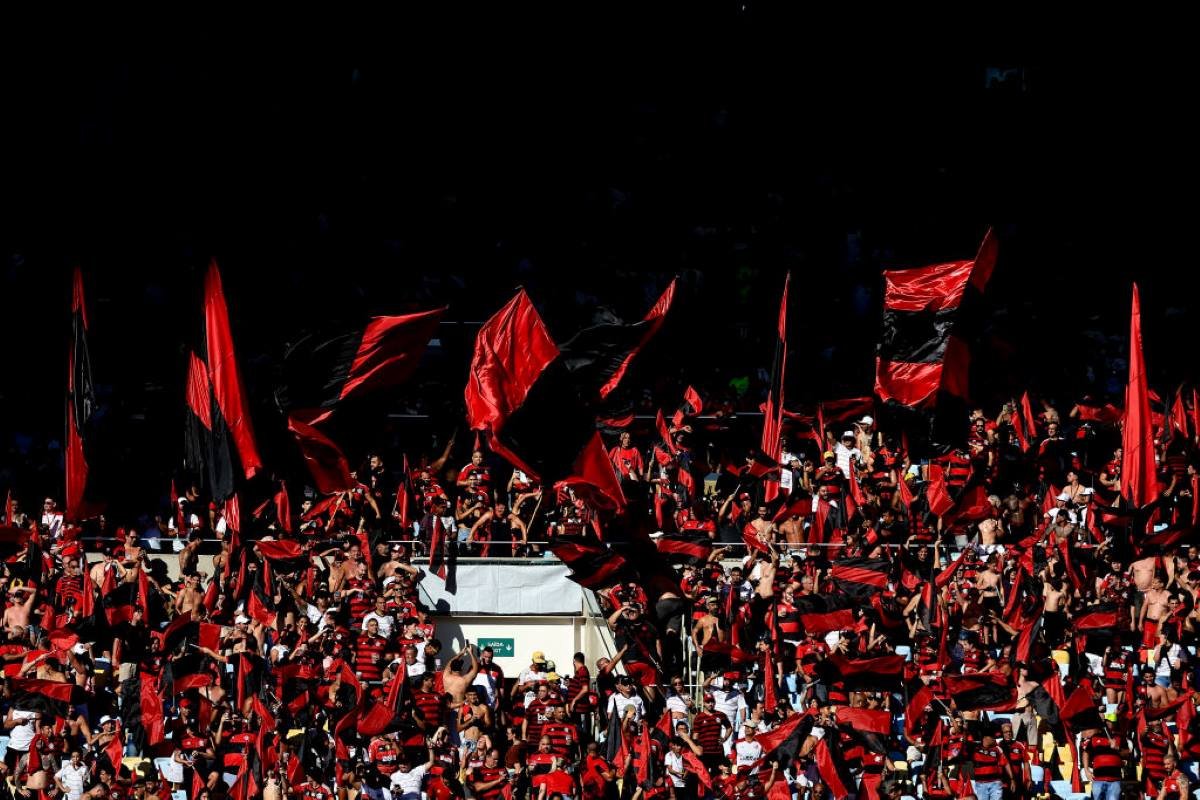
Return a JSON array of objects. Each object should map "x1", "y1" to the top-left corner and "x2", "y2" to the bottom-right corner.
[
  {"x1": 942, "y1": 671, "x2": 1017, "y2": 712},
  {"x1": 466, "y1": 287, "x2": 676, "y2": 508},
  {"x1": 761, "y1": 273, "x2": 789, "y2": 502},
  {"x1": 875, "y1": 230, "x2": 997, "y2": 408},
  {"x1": 277, "y1": 307, "x2": 444, "y2": 426},
  {"x1": 830, "y1": 556, "x2": 890, "y2": 598},
  {"x1": 66, "y1": 267, "x2": 103, "y2": 521},
  {"x1": 184, "y1": 260, "x2": 263, "y2": 500}
]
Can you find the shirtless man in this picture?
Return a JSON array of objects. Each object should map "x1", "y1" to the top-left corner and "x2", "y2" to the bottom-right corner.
[
  {"x1": 89, "y1": 548, "x2": 126, "y2": 588},
  {"x1": 1140, "y1": 576, "x2": 1172, "y2": 649},
  {"x1": 744, "y1": 506, "x2": 777, "y2": 549},
  {"x1": 178, "y1": 533, "x2": 202, "y2": 576},
  {"x1": 976, "y1": 554, "x2": 1005, "y2": 605},
  {"x1": 3, "y1": 584, "x2": 38, "y2": 637},
  {"x1": 779, "y1": 513, "x2": 805, "y2": 547},
  {"x1": 442, "y1": 644, "x2": 481, "y2": 710},
  {"x1": 692, "y1": 596, "x2": 725, "y2": 676},
  {"x1": 175, "y1": 573, "x2": 205, "y2": 618}
]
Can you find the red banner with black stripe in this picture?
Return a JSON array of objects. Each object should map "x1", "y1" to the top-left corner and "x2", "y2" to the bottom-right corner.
[
  {"x1": 875, "y1": 230, "x2": 997, "y2": 408},
  {"x1": 761, "y1": 273, "x2": 789, "y2": 502}
]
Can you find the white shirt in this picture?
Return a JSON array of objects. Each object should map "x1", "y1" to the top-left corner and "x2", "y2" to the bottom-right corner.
[
  {"x1": 518, "y1": 667, "x2": 545, "y2": 706},
  {"x1": 6, "y1": 710, "x2": 39, "y2": 751},
  {"x1": 362, "y1": 612, "x2": 395, "y2": 640},
  {"x1": 55, "y1": 763, "x2": 90, "y2": 800},
  {"x1": 665, "y1": 694, "x2": 691, "y2": 719},
  {"x1": 710, "y1": 682, "x2": 746, "y2": 729},
  {"x1": 42, "y1": 510, "x2": 64, "y2": 537},
  {"x1": 472, "y1": 671, "x2": 498, "y2": 707},
  {"x1": 834, "y1": 443, "x2": 861, "y2": 476},
  {"x1": 390, "y1": 764, "x2": 429, "y2": 800},
  {"x1": 735, "y1": 739, "x2": 763, "y2": 772},
  {"x1": 664, "y1": 751, "x2": 687, "y2": 787},
  {"x1": 606, "y1": 692, "x2": 645, "y2": 723},
  {"x1": 406, "y1": 660, "x2": 426, "y2": 679}
]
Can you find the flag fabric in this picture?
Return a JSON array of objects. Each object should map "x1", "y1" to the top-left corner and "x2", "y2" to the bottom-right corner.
[
  {"x1": 825, "y1": 653, "x2": 905, "y2": 691},
  {"x1": 761, "y1": 273, "x2": 789, "y2": 502},
  {"x1": 466, "y1": 289, "x2": 674, "y2": 495},
  {"x1": 875, "y1": 229, "x2": 997, "y2": 407},
  {"x1": 1171, "y1": 387, "x2": 1189, "y2": 439},
  {"x1": 554, "y1": 432, "x2": 627, "y2": 511},
  {"x1": 184, "y1": 260, "x2": 263, "y2": 499},
  {"x1": 278, "y1": 307, "x2": 445, "y2": 426},
  {"x1": 428, "y1": 515, "x2": 449, "y2": 580},
  {"x1": 654, "y1": 533, "x2": 713, "y2": 565},
  {"x1": 254, "y1": 539, "x2": 310, "y2": 573},
  {"x1": 942, "y1": 672, "x2": 1017, "y2": 712},
  {"x1": 598, "y1": 278, "x2": 678, "y2": 400},
  {"x1": 671, "y1": 385, "x2": 704, "y2": 428},
  {"x1": 287, "y1": 414, "x2": 355, "y2": 494},
  {"x1": 830, "y1": 557, "x2": 890, "y2": 598},
  {"x1": 836, "y1": 707, "x2": 891, "y2": 754},
  {"x1": 1123, "y1": 284, "x2": 1158, "y2": 508},
  {"x1": 66, "y1": 266, "x2": 102, "y2": 520},
  {"x1": 813, "y1": 736, "x2": 855, "y2": 800}
]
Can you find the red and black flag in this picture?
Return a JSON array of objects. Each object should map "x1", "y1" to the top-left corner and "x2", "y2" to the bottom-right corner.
[
  {"x1": 701, "y1": 640, "x2": 761, "y2": 665},
  {"x1": 597, "y1": 278, "x2": 679, "y2": 400},
  {"x1": 761, "y1": 273, "x2": 790, "y2": 502},
  {"x1": 794, "y1": 593, "x2": 858, "y2": 636},
  {"x1": 184, "y1": 260, "x2": 263, "y2": 500},
  {"x1": 671, "y1": 385, "x2": 704, "y2": 428},
  {"x1": 825, "y1": 652, "x2": 905, "y2": 691},
  {"x1": 813, "y1": 736, "x2": 856, "y2": 800},
  {"x1": 466, "y1": 289, "x2": 670, "y2": 507},
  {"x1": 654, "y1": 532, "x2": 713, "y2": 566},
  {"x1": 102, "y1": 575, "x2": 140, "y2": 625},
  {"x1": 835, "y1": 706, "x2": 891, "y2": 754},
  {"x1": 754, "y1": 711, "x2": 814, "y2": 766},
  {"x1": 254, "y1": 538, "x2": 310, "y2": 575},
  {"x1": 358, "y1": 659, "x2": 408, "y2": 736},
  {"x1": 830, "y1": 556, "x2": 891, "y2": 598},
  {"x1": 66, "y1": 267, "x2": 102, "y2": 521},
  {"x1": 550, "y1": 540, "x2": 630, "y2": 589},
  {"x1": 277, "y1": 307, "x2": 445, "y2": 426},
  {"x1": 286, "y1": 415, "x2": 355, "y2": 494},
  {"x1": 942, "y1": 671, "x2": 1017, "y2": 712},
  {"x1": 1059, "y1": 679, "x2": 1105, "y2": 733},
  {"x1": 120, "y1": 668, "x2": 166, "y2": 752},
  {"x1": 875, "y1": 229, "x2": 997, "y2": 408}
]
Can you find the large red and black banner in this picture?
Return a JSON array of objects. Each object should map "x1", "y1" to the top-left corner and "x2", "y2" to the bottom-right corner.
[
  {"x1": 277, "y1": 307, "x2": 445, "y2": 426},
  {"x1": 761, "y1": 273, "x2": 789, "y2": 502},
  {"x1": 875, "y1": 230, "x2": 997, "y2": 408},
  {"x1": 184, "y1": 260, "x2": 263, "y2": 499},
  {"x1": 66, "y1": 267, "x2": 102, "y2": 520},
  {"x1": 466, "y1": 288, "x2": 675, "y2": 508}
]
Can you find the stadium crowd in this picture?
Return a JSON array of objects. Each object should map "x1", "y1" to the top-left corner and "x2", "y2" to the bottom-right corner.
[{"x1": 3, "y1": 391, "x2": 1200, "y2": 800}]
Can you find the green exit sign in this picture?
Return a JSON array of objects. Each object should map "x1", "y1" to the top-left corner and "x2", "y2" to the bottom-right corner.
[{"x1": 477, "y1": 638, "x2": 515, "y2": 657}]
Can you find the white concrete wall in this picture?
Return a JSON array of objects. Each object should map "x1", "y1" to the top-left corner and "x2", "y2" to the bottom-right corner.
[{"x1": 438, "y1": 616, "x2": 582, "y2": 676}]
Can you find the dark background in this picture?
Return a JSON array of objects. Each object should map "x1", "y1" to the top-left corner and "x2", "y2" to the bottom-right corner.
[{"x1": 1, "y1": 13, "x2": 1195, "y2": 519}]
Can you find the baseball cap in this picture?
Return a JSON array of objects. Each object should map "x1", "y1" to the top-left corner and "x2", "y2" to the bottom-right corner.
[{"x1": 531, "y1": 651, "x2": 547, "y2": 664}]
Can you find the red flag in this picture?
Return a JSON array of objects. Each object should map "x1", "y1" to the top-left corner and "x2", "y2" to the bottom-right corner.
[
  {"x1": 203, "y1": 260, "x2": 262, "y2": 480},
  {"x1": 1192, "y1": 387, "x2": 1200, "y2": 443},
  {"x1": 66, "y1": 266, "x2": 102, "y2": 520},
  {"x1": 1171, "y1": 386, "x2": 1189, "y2": 439},
  {"x1": 1010, "y1": 400, "x2": 1028, "y2": 452},
  {"x1": 247, "y1": 590, "x2": 276, "y2": 629},
  {"x1": 105, "y1": 722, "x2": 124, "y2": 772},
  {"x1": 875, "y1": 230, "x2": 997, "y2": 407},
  {"x1": 897, "y1": 474, "x2": 914, "y2": 514},
  {"x1": 925, "y1": 466, "x2": 954, "y2": 517},
  {"x1": 657, "y1": 409, "x2": 678, "y2": 455},
  {"x1": 287, "y1": 415, "x2": 355, "y2": 494},
  {"x1": 141, "y1": 670, "x2": 165, "y2": 746},
  {"x1": 1123, "y1": 284, "x2": 1157, "y2": 508},
  {"x1": 1021, "y1": 392, "x2": 1037, "y2": 447},
  {"x1": 762, "y1": 652, "x2": 778, "y2": 713},
  {"x1": 464, "y1": 290, "x2": 560, "y2": 475},
  {"x1": 672, "y1": 385, "x2": 704, "y2": 428},
  {"x1": 274, "y1": 482, "x2": 293, "y2": 534},
  {"x1": 428, "y1": 515, "x2": 447, "y2": 579},
  {"x1": 396, "y1": 454, "x2": 412, "y2": 531},
  {"x1": 683, "y1": 751, "x2": 713, "y2": 790},
  {"x1": 599, "y1": 278, "x2": 678, "y2": 400},
  {"x1": 742, "y1": 527, "x2": 770, "y2": 554},
  {"x1": 761, "y1": 273, "x2": 789, "y2": 502},
  {"x1": 554, "y1": 432, "x2": 627, "y2": 511}
]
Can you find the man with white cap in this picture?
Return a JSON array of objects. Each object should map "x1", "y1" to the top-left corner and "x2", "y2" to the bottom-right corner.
[{"x1": 834, "y1": 430, "x2": 862, "y2": 476}]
